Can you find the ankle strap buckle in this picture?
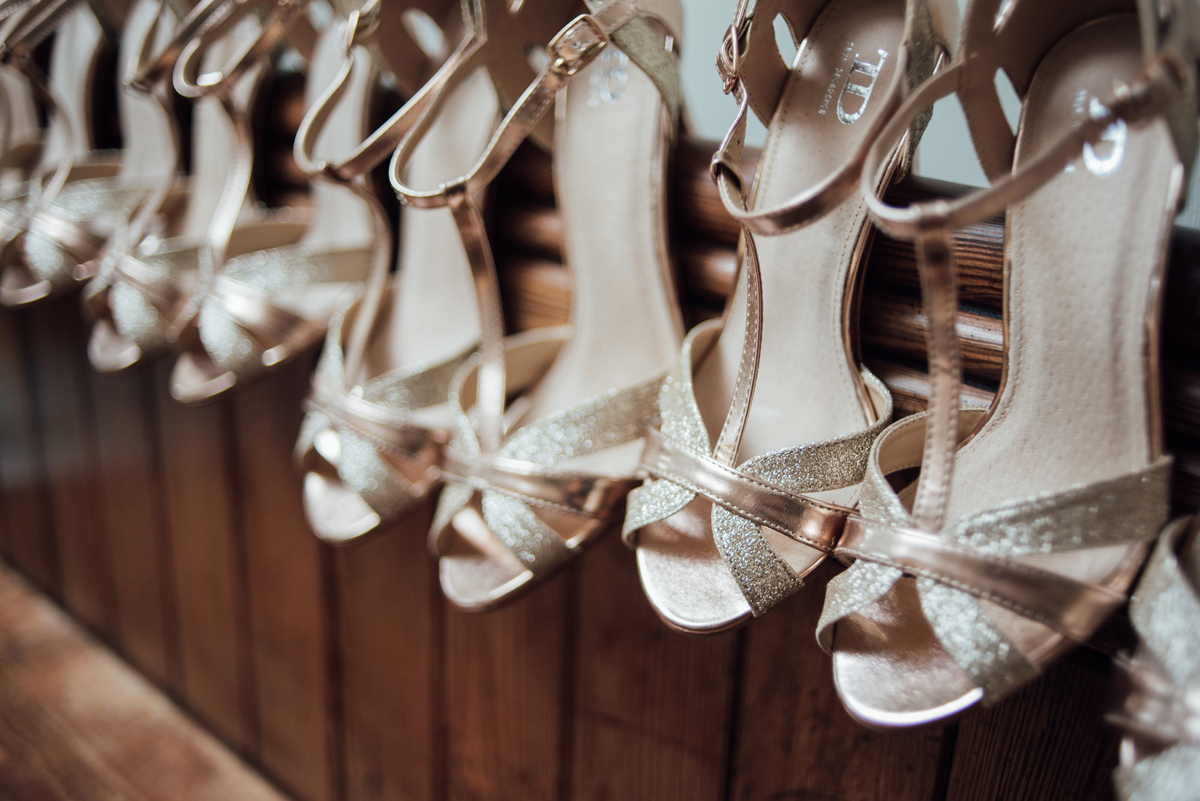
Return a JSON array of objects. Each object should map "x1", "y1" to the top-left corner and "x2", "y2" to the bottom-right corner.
[
  {"x1": 716, "y1": 14, "x2": 751, "y2": 94},
  {"x1": 547, "y1": 13, "x2": 608, "y2": 77}
]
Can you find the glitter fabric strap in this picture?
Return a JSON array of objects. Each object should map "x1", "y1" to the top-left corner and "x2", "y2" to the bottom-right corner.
[
  {"x1": 431, "y1": 330, "x2": 663, "y2": 576},
  {"x1": 818, "y1": 410, "x2": 1172, "y2": 699},
  {"x1": 625, "y1": 320, "x2": 893, "y2": 616},
  {"x1": 1112, "y1": 517, "x2": 1200, "y2": 800},
  {"x1": 297, "y1": 304, "x2": 476, "y2": 523}
]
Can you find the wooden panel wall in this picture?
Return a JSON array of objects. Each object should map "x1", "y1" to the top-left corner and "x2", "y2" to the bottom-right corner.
[{"x1": 2, "y1": 125, "x2": 1198, "y2": 801}]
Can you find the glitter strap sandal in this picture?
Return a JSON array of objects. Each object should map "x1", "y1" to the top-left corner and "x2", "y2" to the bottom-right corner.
[
  {"x1": 0, "y1": 0, "x2": 179, "y2": 307},
  {"x1": 624, "y1": 0, "x2": 954, "y2": 634},
  {"x1": 386, "y1": 0, "x2": 684, "y2": 609},
  {"x1": 153, "y1": 0, "x2": 372, "y2": 403},
  {"x1": 84, "y1": 0, "x2": 280, "y2": 373},
  {"x1": 294, "y1": 0, "x2": 500, "y2": 543},
  {"x1": 1108, "y1": 516, "x2": 1200, "y2": 801},
  {"x1": 816, "y1": 0, "x2": 1198, "y2": 727}
]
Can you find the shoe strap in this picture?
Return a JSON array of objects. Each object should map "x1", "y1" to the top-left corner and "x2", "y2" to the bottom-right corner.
[
  {"x1": 859, "y1": 0, "x2": 1200, "y2": 535},
  {"x1": 388, "y1": 0, "x2": 678, "y2": 456},
  {"x1": 705, "y1": 0, "x2": 955, "y2": 471}
]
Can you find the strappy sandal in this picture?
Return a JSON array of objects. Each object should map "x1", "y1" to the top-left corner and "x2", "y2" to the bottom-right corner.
[
  {"x1": 154, "y1": 0, "x2": 373, "y2": 404},
  {"x1": 624, "y1": 0, "x2": 954, "y2": 633},
  {"x1": 380, "y1": 0, "x2": 684, "y2": 608},
  {"x1": 85, "y1": 0, "x2": 332, "y2": 376},
  {"x1": 0, "y1": 0, "x2": 44, "y2": 218},
  {"x1": 1109, "y1": 516, "x2": 1200, "y2": 801},
  {"x1": 294, "y1": 0, "x2": 504, "y2": 543},
  {"x1": 0, "y1": 0, "x2": 175, "y2": 307},
  {"x1": 816, "y1": 0, "x2": 1198, "y2": 726}
]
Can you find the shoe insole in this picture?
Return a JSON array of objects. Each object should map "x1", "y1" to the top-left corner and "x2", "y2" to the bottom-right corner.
[
  {"x1": 636, "y1": 0, "x2": 905, "y2": 631},
  {"x1": 359, "y1": 66, "x2": 496, "y2": 382},
  {"x1": 833, "y1": 14, "x2": 1180, "y2": 723},
  {"x1": 41, "y1": 5, "x2": 102, "y2": 167}
]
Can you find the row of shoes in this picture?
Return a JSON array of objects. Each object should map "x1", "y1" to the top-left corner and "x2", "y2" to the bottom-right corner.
[{"x1": 2, "y1": 0, "x2": 1199, "y2": 791}]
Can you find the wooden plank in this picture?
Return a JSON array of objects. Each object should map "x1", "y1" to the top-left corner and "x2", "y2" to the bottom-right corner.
[
  {"x1": 943, "y1": 656, "x2": 1120, "y2": 801},
  {"x1": 729, "y1": 559, "x2": 947, "y2": 801},
  {"x1": 154, "y1": 359, "x2": 255, "y2": 751},
  {"x1": 87, "y1": 366, "x2": 176, "y2": 686},
  {"x1": 0, "y1": 562, "x2": 288, "y2": 801},
  {"x1": 0, "y1": 310, "x2": 57, "y2": 591},
  {"x1": 334, "y1": 505, "x2": 439, "y2": 801},
  {"x1": 571, "y1": 534, "x2": 738, "y2": 801},
  {"x1": 233, "y1": 359, "x2": 333, "y2": 801},
  {"x1": 25, "y1": 299, "x2": 115, "y2": 637},
  {"x1": 443, "y1": 570, "x2": 568, "y2": 801}
]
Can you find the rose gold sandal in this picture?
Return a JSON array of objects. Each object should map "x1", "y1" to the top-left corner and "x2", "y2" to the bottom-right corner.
[
  {"x1": 1108, "y1": 515, "x2": 1200, "y2": 801},
  {"x1": 293, "y1": 0, "x2": 503, "y2": 543},
  {"x1": 151, "y1": 0, "x2": 375, "y2": 404},
  {"x1": 624, "y1": 0, "x2": 955, "y2": 633},
  {"x1": 382, "y1": 0, "x2": 685, "y2": 609},
  {"x1": 0, "y1": 0, "x2": 175, "y2": 307},
  {"x1": 85, "y1": 0, "x2": 344, "y2": 376},
  {"x1": 817, "y1": 0, "x2": 1197, "y2": 727}
]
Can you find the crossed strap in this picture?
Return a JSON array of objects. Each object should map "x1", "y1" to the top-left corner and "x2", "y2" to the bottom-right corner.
[
  {"x1": 298, "y1": 306, "x2": 474, "y2": 523},
  {"x1": 430, "y1": 330, "x2": 660, "y2": 576},
  {"x1": 1110, "y1": 518, "x2": 1200, "y2": 801},
  {"x1": 816, "y1": 410, "x2": 1172, "y2": 699},
  {"x1": 624, "y1": 321, "x2": 894, "y2": 615}
]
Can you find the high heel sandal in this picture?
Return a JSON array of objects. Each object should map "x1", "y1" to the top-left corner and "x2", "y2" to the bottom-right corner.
[
  {"x1": 0, "y1": 0, "x2": 175, "y2": 307},
  {"x1": 382, "y1": 0, "x2": 685, "y2": 608},
  {"x1": 816, "y1": 0, "x2": 1198, "y2": 726},
  {"x1": 624, "y1": 0, "x2": 955, "y2": 633},
  {"x1": 294, "y1": 0, "x2": 503, "y2": 543},
  {"x1": 85, "y1": 0, "x2": 321, "y2": 374},
  {"x1": 1109, "y1": 516, "x2": 1200, "y2": 801},
  {"x1": 161, "y1": 0, "x2": 381, "y2": 404},
  {"x1": 0, "y1": 0, "x2": 44, "y2": 221}
]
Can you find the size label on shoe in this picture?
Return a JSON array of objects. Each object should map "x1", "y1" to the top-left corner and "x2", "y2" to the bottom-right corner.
[{"x1": 818, "y1": 43, "x2": 888, "y2": 124}]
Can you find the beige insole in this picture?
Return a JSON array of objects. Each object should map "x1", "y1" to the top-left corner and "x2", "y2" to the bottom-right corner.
[
  {"x1": 440, "y1": 4, "x2": 684, "y2": 606},
  {"x1": 834, "y1": 15, "x2": 1179, "y2": 724},
  {"x1": 361, "y1": 67, "x2": 496, "y2": 380},
  {"x1": 41, "y1": 5, "x2": 102, "y2": 167},
  {"x1": 636, "y1": 0, "x2": 904, "y2": 632}
]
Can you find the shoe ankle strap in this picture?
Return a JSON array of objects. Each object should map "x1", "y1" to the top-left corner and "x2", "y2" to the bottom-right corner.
[{"x1": 709, "y1": 0, "x2": 957, "y2": 237}]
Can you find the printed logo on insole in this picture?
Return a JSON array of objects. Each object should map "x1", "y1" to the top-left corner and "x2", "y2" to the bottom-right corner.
[
  {"x1": 1066, "y1": 91, "x2": 1126, "y2": 177},
  {"x1": 589, "y1": 49, "x2": 629, "y2": 106},
  {"x1": 819, "y1": 43, "x2": 888, "y2": 124}
]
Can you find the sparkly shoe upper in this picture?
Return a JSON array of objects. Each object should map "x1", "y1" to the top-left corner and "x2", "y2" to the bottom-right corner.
[
  {"x1": 298, "y1": 304, "x2": 476, "y2": 524},
  {"x1": 192, "y1": 243, "x2": 372, "y2": 378},
  {"x1": 816, "y1": 411, "x2": 1172, "y2": 701},
  {"x1": 431, "y1": 329, "x2": 661, "y2": 578},
  {"x1": 625, "y1": 320, "x2": 894, "y2": 616},
  {"x1": 1111, "y1": 519, "x2": 1200, "y2": 801}
]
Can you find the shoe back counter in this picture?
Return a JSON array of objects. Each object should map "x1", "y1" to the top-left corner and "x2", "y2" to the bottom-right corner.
[{"x1": 1, "y1": 83, "x2": 1197, "y2": 799}]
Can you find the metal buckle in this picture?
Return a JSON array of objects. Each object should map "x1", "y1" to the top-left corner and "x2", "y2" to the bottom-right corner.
[
  {"x1": 547, "y1": 14, "x2": 608, "y2": 77},
  {"x1": 345, "y1": 0, "x2": 380, "y2": 50},
  {"x1": 716, "y1": 13, "x2": 751, "y2": 94}
]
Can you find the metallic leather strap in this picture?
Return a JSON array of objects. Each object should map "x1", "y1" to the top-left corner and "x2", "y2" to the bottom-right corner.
[
  {"x1": 207, "y1": 280, "x2": 328, "y2": 357},
  {"x1": 172, "y1": 0, "x2": 312, "y2": 100},
  {"x1": 709, "y1": 0, "x2": 956, "y2": 237},
  {"x1": 443, "y1": 451, "x2": 640, "y2": 519},
  {"x1": 837, "y1": 516, "x2": 1127, "y2": 641},
  {"x1": 307, "y1": 378, "x2": 448, "y2": 464},
  {"x1": 641, "y1": 426, "x2": 848, "y2": 552}
]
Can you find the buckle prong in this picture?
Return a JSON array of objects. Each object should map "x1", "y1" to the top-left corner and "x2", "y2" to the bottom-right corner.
[{"x1": 547, "y1": 14, "x2": 608, "y2": 77}]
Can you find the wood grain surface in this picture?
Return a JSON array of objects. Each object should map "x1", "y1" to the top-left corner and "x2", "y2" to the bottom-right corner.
[{"x1": 1, "y1": 77, "x2": 1197, "y2": 800}]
